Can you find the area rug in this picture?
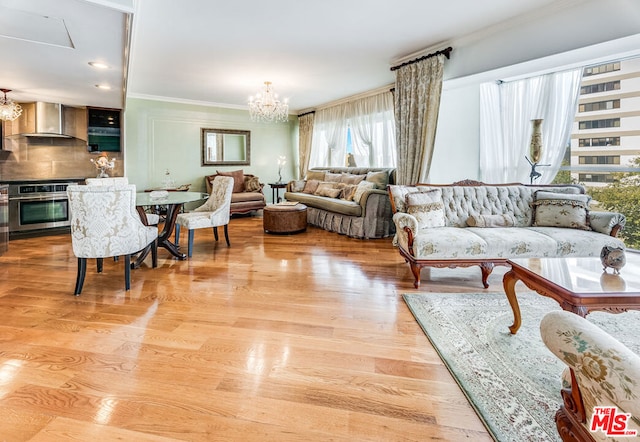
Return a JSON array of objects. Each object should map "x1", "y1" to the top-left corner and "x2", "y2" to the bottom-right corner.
[{"x1": 403, "y1": 291, "x2": 640, "y2": 442}]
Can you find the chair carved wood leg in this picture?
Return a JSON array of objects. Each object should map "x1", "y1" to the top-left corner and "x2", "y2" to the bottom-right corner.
[
  {"x1": 213, "y1": 226, "x2": 219, "y2": 241},
  {"x1": 175, "y1": 224, "x2": 181, "y2": 244},
  {"x1": 188, "y1": 230, "x2": 194, "y2": 258},
  {"x1": 75, "y1": 257, "x2": 87, "y2": 296},
  {"x1": 97, "y1": 257, "x2": 104, "y2": 273},
  {"x1": 223, "y1": 224, "x2": 230, "y2": 246},
  {"x1": 151, "y1": 239, "x2": 158, "y2": 268},
  {"x1": 124, "y1": 255, "x2": 131, "y2": 290}
]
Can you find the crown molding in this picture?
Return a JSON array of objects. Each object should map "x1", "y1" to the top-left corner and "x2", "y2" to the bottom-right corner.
[{"x1": 126, "y1": 92, "x2": 249, "y2": 111}]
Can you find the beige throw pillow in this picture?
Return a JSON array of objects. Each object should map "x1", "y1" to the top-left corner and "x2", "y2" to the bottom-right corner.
[
  {"x1": 341, "y1": 184, "x2": 359, "y2": 201},
  {"x1": 314, "y1": 182, "x2": 340, "y2": 198},
  {"x1": 365, "y1": 170, "x2": 389, "y2": 189},
  {"x1": 406, "y1": 189, "x2": 445, "y2": 229},
  {"x1": 302, "y1": 179, "x2": 321, "y2": 194},
  {"x1": 290, "y1": 180, "x2": 306, "y2": 193},
  {"x1": 532, "y1": 191, "x2": 591, "y2": 230},
  {"x1": 467, "y1": 214, "x2": 516, "y2": 228},
  {"x1": 306, "y1": 170, "x2": 326, "y2": 181},
  {"x1": 353, "y1": 181, "x2": 376, "y2": 204},
  {"x1": 244, "y1": 176, "x2": 261, "y2": 192}
]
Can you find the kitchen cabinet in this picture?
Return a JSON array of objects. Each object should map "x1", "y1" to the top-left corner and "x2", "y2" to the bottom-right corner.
[{"x1": 87, "y1": 107, "x2": 121, "y2": 152}]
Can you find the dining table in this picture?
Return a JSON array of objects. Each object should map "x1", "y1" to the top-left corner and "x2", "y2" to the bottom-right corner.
[{"x1": 134, "y1": 191, "x2": 208, "y2": 266}]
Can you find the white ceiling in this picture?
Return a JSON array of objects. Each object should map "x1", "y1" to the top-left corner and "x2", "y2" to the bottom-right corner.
[{"x1": 1, "y1": 0, "x2": 563, "y2": 112}]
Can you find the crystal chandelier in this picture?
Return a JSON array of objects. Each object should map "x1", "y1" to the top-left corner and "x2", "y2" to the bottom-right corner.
[
  {"x1": 248, "y1": 81, "x2": 289, "y2": 123},
  {"x1": 0, "y1": 89, "x2": 23, "y2": 121}
]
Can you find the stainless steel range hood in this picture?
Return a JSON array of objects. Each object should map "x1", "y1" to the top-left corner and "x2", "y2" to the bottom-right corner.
[
  {"x1": 10, "y1": 102, "x2": 86, "y2": 139},
  {"x1": 18, "y1": 102, "x2": 71, "y2": 138}
]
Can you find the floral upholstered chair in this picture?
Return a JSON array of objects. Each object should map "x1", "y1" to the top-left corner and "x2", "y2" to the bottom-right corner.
[
  {"x1": 67, "y1": 184, "x2": 158, "y2": 295},
  {"x1": 174, "y1": 176, "x2": 233, "y2": 257},
  {"x1": 85, "y1": 177, "x2": 159, "y2": 225},
  {"x1": 540, "y1": 310, "x2": 640, "y2": 441}
]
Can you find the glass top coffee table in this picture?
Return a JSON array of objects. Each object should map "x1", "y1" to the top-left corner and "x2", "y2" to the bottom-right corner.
[{"x1": 503, "y1": 254, "x2": 640, "y2": 334}]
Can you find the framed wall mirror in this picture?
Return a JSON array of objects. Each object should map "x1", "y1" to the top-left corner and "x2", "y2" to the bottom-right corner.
[{"x1": 201, "y1": 128, "x2": 250, "y2": 166}]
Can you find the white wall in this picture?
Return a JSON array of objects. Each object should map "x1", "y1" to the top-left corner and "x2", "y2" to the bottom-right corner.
[
  {"x1": 124, "y1": 98, "x2": 296, "y2": 202},
  {"x1": 430, "y1": 0, "x2": 640, "y2": 182}
]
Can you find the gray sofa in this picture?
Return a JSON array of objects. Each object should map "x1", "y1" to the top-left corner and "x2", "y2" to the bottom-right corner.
[
  {"x1": 389, "y1": 180, "x2": 626, "y2": 288},
  {"x1": 284, "y1": 167, "x2": 396, "y2": 239}
]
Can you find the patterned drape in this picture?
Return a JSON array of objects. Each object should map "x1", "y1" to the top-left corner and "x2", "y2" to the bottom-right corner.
[
  {"x1": 298, "y1": 112, "x2": 314, "y2": 179},
  {"x1": 394, "y1": 55, "x2": 445, "y2": 185}
]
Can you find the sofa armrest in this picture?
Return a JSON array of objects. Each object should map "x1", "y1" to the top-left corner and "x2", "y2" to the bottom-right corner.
[
  {"x1": 588, "y1": 211, "x2": 626, "y2": 237},
  {"x1": 540, "y1": 310, "x2": 640, "y2": 429},
  {"x1": 393, "y1": 212, "x2": 419, "y2": 252}
]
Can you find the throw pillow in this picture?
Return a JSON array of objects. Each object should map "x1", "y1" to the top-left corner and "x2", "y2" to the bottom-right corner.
[
  {"x1": 302, "y1": 179, "x2": 321, "y2": 194},
  {"x1": 353, "y1": 181, "x2": 376, "y2": 204},
  {"x1": 324, "y1": 172, "x2": 342, "y2": 183},
  {"x1": 532, "y1": 191, "x2": 591, "y2": 230},
  {"x1": 467, "y1": 214, "x2": 516, "y2": 228},
  {"x1": 341, "y1": 184, "x2": 359, "y2": 201},
  {"x1": 339, "y1": 174, "x2": 366, "y2": 185},
  {"x1": 217, "y1": 169, "x2": 244, "y2": 193},
  {"x1": 244, "y1": 175, "x2": 261, "y2": 192},
  {"x1": 290, "y1": 180, "x2": 306, "y2": 193},
  {"x1": 314, "y1": 183, "x2": 342, "y2": 198},
  {"x1": 365, "y1": 170, "x2": 389, "y2": 189},
  {"x1": 306, "y1": 170, "x2": 326, "y2": 181},
  {"x1": 405, "y1": 189, "x2": 445, "y2": 229}
]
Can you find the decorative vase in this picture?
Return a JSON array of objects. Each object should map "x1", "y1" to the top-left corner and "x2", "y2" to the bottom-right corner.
[
  {"x1": 530, "y1": 119, "x2": 543, "y2": 163},
  {"x1": 97, "y1": 168, "x2": 110, "y2": 178}
]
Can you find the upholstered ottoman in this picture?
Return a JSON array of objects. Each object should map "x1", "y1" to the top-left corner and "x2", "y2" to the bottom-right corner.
[{"x1": 263, "y1": 203, "x2": 307, "y2": 234}]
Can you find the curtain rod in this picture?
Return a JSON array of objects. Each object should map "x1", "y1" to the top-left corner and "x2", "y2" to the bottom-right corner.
[
  {"x1": 390, "y1": 46, "x2": 453, "y2": 71},
  {"x1": 297, "y1": 110, "x2": 316, "y2": 117}
]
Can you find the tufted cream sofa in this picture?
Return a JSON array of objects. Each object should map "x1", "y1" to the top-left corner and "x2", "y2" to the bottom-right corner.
[{"x1": 389, "y1": 180, "x2": 626, "y2": 288}]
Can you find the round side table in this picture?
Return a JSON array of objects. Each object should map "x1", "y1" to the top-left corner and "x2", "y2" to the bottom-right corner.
[
  {"x1": 263, "y1": 203, "x2": 308, "y2": 234},
  {"x1": 268, "y1": 182, "x2": 287, "y2": 203}
]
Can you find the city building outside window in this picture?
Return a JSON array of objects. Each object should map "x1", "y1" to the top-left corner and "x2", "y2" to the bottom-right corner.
[{"x1": 553, "y1": 57, "x2": 640, "y2": 249}]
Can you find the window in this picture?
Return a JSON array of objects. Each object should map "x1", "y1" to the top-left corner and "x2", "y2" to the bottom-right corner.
[
  {"x1": 578, "y1": 173, "x2": 615, "y2": 183},
  {"x1": 578, "y1": 118, "x2": 620, "y2": 129},
  {"x1": 553, "y1": 57, "x2": 640, "y2": 249},
  {"x1": 578, "y1": 137, "x2": 620, "y2": 147},
  {"x1": 579, "y1": 155, "x2": 620, "y2": 165},
  {"x1": 580, "y1": 81, "x2": 620, "y2": 94},
  {"x1": 583, "y1": 62, "x2": 621, "y2": 76},
  {"x1": 578, "y1": 100, "x2": 620, "y2": 112}
]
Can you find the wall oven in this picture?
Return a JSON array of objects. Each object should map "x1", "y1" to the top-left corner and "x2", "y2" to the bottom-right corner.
[{"x1": 8, "y1": 182, "x2": 77, "y2": 233}]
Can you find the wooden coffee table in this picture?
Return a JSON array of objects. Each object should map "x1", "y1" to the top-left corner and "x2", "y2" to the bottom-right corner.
[{"x1": 503, "y1": 255, "x2": 640, "y2": 334}]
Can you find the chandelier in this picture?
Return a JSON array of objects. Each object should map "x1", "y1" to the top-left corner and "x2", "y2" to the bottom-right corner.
[
  {"x1": 0, "y1": 89, "x2": 23, "y2": 121},
  {"x1": 248, "y1": 81, "x2": 289, "y2": 123}
]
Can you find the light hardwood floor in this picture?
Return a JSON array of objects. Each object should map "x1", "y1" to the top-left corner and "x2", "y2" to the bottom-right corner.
[{"x1": 0, "y1": 216, "x2": 506, "y2": 441}]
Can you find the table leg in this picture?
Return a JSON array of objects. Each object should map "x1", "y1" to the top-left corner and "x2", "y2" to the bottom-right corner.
[
  {"x1": 133, "y1": 204, "x2": 186, "y2": 268},
  {"x1": 503, "y1": 269, "x2": 522, "y2": 334},
  {"x1": 157, "y1": 203, "x2": 186, "y2": 260}
]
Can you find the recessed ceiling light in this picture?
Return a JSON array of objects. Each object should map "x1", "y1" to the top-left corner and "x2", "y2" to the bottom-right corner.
[
  {"x1": 89, "y1": 61, "x2": 109, "y2": 69},
  {"x1": 95, "y1": 84, "x2": 111, "y2": 90}
]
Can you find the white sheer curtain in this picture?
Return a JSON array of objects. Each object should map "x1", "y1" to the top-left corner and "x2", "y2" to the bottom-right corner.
[
  {"x1": 309, "y1": 105, "x2": 348, "y2": 168},
  {"x1": 347, "y1": 92, "x2": 396, "y2": 167},
  {"x1": 480, "y1": 69, "x2": 582, "y2": 184}
]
